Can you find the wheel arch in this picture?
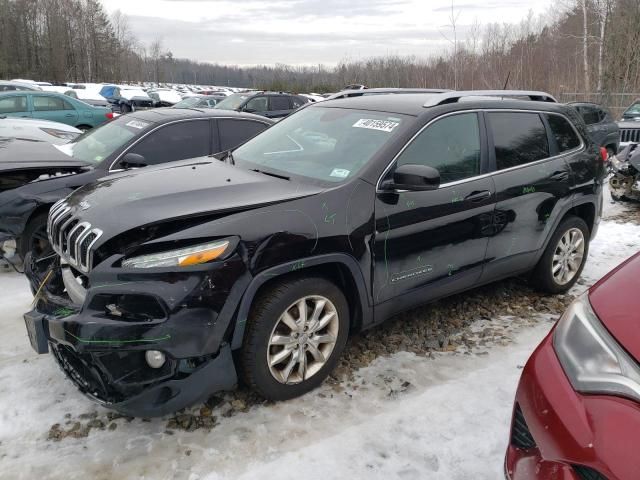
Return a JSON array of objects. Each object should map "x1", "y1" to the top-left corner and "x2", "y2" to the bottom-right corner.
[
  {"x1": 533, "y1": 200, "x2": 596, "y2": 267},
  {"x1": 230, "y1": 254, "x2": 372, "y2": 350}
]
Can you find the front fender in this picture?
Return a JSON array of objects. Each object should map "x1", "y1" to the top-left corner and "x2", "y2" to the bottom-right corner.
[{"x1": 230, "y1": 253, "x2": 372, "y2": 350}]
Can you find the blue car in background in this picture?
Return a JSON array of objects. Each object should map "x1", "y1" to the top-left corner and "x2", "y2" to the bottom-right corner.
[
  {"x1": 0, "y1": 91, "x2": 113, "y2": 131},
  {"x1": 99, "y1": 85, "x2": 155, "y2": 113}
]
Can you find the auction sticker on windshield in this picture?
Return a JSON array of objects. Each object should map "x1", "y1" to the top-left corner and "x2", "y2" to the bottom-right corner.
[
  {"x1": 353, "y1": 119, "x2": 399, "y2": 133},
  {"x1": 330, "y1": 168, "x2": 350, "y2": 178},
  {"x1": 126, "y1": 120, "x2": 150, "y2": 130}
]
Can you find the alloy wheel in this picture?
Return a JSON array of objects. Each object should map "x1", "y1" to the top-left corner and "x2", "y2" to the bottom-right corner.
[
  {"x1": 552, "y1": 227, "x2": 585, "y2": 285},
  {"x1": 267, "y1": 295, "x2": 339, "y2": 385}
]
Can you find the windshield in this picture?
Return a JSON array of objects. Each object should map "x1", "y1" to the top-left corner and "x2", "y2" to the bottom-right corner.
[
  {"x1": 624, "y1": 103, "x2": 640, "y2": 116},
  {"x1": 214, "y1": 93, "x2": 251, "y2": 110},
  {"x1": 233, "y1": 106, "x2": 408, "y2": 184},
  {"x1": 54, "y1": 116, "x2": 154, "y2": 164}
]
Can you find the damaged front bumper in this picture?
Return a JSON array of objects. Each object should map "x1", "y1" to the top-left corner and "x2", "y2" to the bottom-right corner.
[{"x1": 24, "y1": 254, "x2": 249, "y2": 417}]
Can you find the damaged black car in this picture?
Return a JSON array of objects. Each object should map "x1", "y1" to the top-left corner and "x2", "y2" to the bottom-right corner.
[
  {"x1": 0, "y1": 108, "x2": 272, "y2": 266},
  {"x1": 609, "y1": 143, "x2": 640, "y2": 201},
  {"x1": 23, "y1": 91, "x2": 604, "y2": 417}
]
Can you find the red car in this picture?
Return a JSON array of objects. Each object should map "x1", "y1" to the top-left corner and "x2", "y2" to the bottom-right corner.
[{"x1": 506, "y1": 252, "x2": 640, "y2": 480}]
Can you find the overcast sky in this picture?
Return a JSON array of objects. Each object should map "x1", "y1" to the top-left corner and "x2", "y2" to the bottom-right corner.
[{"x1": 101, "y1": 0, "x2": 555, "y2": 66}]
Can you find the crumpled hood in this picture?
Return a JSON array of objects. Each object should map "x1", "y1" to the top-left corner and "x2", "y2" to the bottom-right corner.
[
  {"x1": 0, "y1": 137, "x2": 90, "y2": 172},
  {"x1": 64, "y1": 157, "x2": 324, "y2": 242}
]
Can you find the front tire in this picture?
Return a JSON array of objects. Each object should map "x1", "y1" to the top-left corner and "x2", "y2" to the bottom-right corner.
[
  {"x1": 531, "y1": 216, "x2": 590, "y2": 293},
  {"x1": 19, "y1": 212, "x2": 51, "y2": 262},
  {"x1": 241, "y1": 276, "x2": 349, "y2": 401}
]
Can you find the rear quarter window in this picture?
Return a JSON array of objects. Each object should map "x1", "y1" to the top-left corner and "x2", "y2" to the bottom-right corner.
[
  {"x1": 488, "y1": 112, "x2": 549, "y2": 170},
  {"x1": 545, "y1": 114, "x2": 581, "y2": 153}
]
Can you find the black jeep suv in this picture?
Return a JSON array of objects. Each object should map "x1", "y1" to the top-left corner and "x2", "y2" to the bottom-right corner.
[{"x1": 24, "y1": 90, "x2": 605, "y2": 416}]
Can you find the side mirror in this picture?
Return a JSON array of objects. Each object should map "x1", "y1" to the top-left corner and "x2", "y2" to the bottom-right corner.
[
  {"x1": 119, "y1": 153, "x2": 147, "y2": 169},
  {"x1": 386, "y1": 164, "x2": 440, "y2": 191}
]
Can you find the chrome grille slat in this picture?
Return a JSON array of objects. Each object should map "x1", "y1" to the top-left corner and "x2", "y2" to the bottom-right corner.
[
  {"x1": 47, "y1": 201, "x2": 102, "y2": 273},
  {"x1": 620, "y1": 128, "x2": 640, "y2": 144}
]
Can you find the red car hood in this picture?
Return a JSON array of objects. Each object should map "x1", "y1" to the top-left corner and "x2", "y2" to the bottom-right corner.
[{"x1": 590, "y1": 252, "x2": 640, "y2": 362}]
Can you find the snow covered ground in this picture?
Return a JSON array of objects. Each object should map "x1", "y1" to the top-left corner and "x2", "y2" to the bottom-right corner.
[{"x1": 1, "y1": 191, "x2": 639, "y2": 480}]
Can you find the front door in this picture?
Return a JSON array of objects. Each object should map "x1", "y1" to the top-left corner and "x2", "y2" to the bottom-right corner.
[{"x1": 373, "y1": 112, "x2": 496, "y2": 307}]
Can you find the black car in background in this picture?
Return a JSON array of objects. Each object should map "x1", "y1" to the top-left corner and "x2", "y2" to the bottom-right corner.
[
  {"x1": 0, "y1": 108, "x2": 272, "y2": 263},
  {"x1": 24, "y1": 90, "x2": 605, "y2": 417},
  {"x1": 569, "y1": 102, "x2": 619, "y2": 156},
  {"x1": 214, "y1": 91, "x2": 309, "y2": 119}
]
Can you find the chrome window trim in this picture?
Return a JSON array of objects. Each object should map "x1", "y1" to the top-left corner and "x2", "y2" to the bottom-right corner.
[
  {"x1": 375, "y1": 108, "x2": 585, "y2": 193},
  {"x1": 107, "y1": 116, "x2": 272, "y2": 173}
]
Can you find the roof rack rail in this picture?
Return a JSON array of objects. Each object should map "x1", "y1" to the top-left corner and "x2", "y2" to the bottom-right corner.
[{"x1": 423, "y1": 90, "x2": 557, "y2": 107}]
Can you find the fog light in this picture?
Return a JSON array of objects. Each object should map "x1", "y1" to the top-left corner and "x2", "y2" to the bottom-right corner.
[{"x1": 145, "y1": 350, "x2": 166, "y2": 369}]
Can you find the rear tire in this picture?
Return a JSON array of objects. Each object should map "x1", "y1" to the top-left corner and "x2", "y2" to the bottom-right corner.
[
  {"x1": 531, "y1": 216, "x2": 590, "y2": 293},
  {"x1": 240, "y1": 276, "x2": 349, "y2": 401}
]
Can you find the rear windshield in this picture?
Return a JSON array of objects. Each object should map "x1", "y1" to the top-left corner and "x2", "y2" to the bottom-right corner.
[{"x1": 233, "y1": 106, "x2": 409, "y2": 184}]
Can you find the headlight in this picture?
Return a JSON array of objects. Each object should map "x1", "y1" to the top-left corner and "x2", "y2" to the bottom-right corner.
[
  {"x1": 554, "y1": 293, "x2": 640, "y2": 402},
  {"x1": 39, "y1": 128, "x2": 80, "y2": 140},
  {"x1": 121, "y1": 240, "x2": 230, "y2": 269}
]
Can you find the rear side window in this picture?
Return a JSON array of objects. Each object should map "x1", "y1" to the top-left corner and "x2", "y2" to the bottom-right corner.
[
  {"x1": 397, "y1": 112, "x2": 481, "y2": 183},
  {"x1": 218, "y1": 119, "x2": 268, "y2": 151},
  {"x1": 488, "y1": 112, "x2": 549, "y2": 170},
  {"x1": 0, "y1": 95, "x2": 27, "y2": 113},
  {"x1": 270, "y1": 96, "x2": 291, "y2": 111},
  {"x1": 545, "y1": 114, "x2": 581, "y2": 153},
  {"x1": 128, "y1": 120, "x2": 210, "y2": 165}
]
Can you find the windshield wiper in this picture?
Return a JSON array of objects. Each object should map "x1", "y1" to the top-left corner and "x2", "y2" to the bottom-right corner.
[{"x1": 250, "y1": 168, "x2": 290, "y2": 181}]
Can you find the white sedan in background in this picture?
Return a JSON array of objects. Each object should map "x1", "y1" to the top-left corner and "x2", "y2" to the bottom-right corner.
[{"x1": 0, "y1": 117, "x2": 81, "y2": 144}]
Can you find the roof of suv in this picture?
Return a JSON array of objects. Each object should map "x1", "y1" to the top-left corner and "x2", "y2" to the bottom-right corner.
[
  {"x1": 124, "y1": 107, "x2": 274, "y2": 123},
  {"x1": 320, "y1": 92, "x2": 564, "y2": 116}
]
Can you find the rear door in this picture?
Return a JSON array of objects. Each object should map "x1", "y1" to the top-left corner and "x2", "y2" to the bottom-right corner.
[
  {"x1": 267, "y1": 95, "x2": 293, "y2": 118},
  {"x1": 373, "y1": 111, "x2": 496, "y2": 306},
  {"x1": 480, "y1": 110, "x2": 574, "y2": 281},
  {"x1": 32, "y1": 95, "x2": 79, "y2": 125},
  {"x1": 0, "y1": 94, "x2": 30, "y2": 118}
]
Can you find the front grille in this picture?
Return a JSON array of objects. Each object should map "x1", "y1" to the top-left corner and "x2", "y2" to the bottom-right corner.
[
  {"x1": 510, "y1": 404, "x2": 537, "y2": 449},
  {"x1": 48, "y1": 200, "x2": 103, "y2": 272},
  {"x1": 573, "y1": 465, "x2": 608, "y2": 480},
  {"x1": 620, "y1": 128, "x2": 640, "y2": 143}
]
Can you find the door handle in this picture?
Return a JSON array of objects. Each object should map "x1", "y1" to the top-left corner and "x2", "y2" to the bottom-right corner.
[
  {"x1": 550, "y1": 171, "x2": 569, "y2": 182},
  {"x1": 65, "y1": 113, "x2": 74, "y2": 117},
  {"x1": 464, "y1": 190, "x2": 492, "y2": 202}
]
